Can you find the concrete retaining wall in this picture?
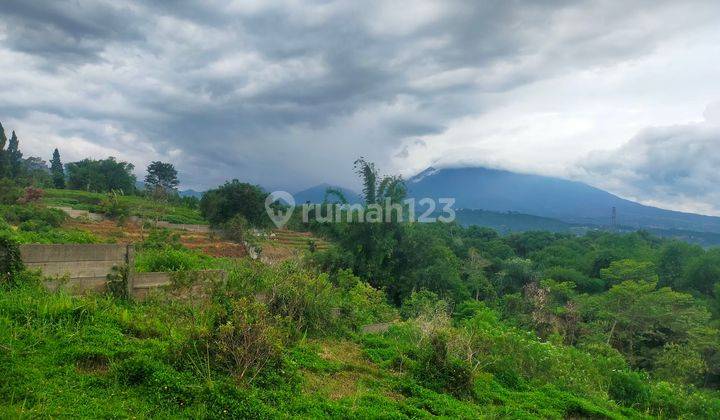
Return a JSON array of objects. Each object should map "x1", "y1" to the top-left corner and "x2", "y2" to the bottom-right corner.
[
  {"x1": 20, "y1": 244, "x2": 131, "y2": 294},
  {"x1": 154, "y1": 221, "x2": 211, "y2": 233},
  {"x1": 19, "y1": 244, "x2": 225, "y2": 299},
  {"x1": 132, "y1": 269, "x2": 227, "y2": 300}
]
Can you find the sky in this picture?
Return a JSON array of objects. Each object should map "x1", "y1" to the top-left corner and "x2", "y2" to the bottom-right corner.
[{"x1": 0, "y1": 0, "x2": 719, "y2": 214}]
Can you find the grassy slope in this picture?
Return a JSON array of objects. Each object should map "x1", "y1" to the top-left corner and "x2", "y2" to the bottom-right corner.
[
  {"x1": 43, "y1": 189, "x2": 207, "y2": 225},
  {"x1": 0, "y1": 284, "x2": 633, "y2": 419},
  {"x1": 5, "y1": 252, "x2": 717, "y2": 419}
]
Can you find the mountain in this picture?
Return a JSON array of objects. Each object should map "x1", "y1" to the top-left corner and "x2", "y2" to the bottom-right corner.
[
  {"x1": 408, "y1": 166, "x2": 720, "y2": 234},
  {"x1": 179, "y1": 189, "x2": 204, "y2": 198},
  {"x1": 294, "y1": 183, "x2": 362, "y2": 204}
]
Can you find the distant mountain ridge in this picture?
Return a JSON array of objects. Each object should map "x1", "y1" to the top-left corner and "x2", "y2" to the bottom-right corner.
[
  {"x1": 408, "y1": 166, "x2": 720, "y2": 234},
  {"x1": 179, "y1": 189, "x2": 204, "y2": 198},
  {"x1": 293, "y1": 183, "x2": 362, "y2": 204}
]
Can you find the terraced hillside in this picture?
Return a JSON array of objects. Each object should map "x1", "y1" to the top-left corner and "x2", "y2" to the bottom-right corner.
[{"x1": 269, "y1": 229, "x2": 330, "y2": 251}]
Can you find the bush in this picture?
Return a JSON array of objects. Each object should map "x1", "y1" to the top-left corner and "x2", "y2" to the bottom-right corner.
[
  {"x1": 135, "y1": 248, "x2": 210, "y2": 272},
  {"x1": 107, "y1": 264, "x2": 130, "y2": 299},
  {"x1": 0, "y1": 179, "x2": 21, "y2": 204},
  {"x1": 0, "y1": 233, "x2": 23, "y2": 286},
  {"x1": 222, "y1": 214, "x2": 249, "y2": 243},
  {"x1": 0, "y1": 205, "x2": 65, "y2": 227},
  {"x1": 414, "y1": 332, "x2": 475, "y2": 398},
  {"x1": 140, "y1": 227, "x2": 182, "y2": 250},
  {"x1": 17, "y1": 187, "x2": 44, "y2": 204},
  {"x1": 263, "y1": 262, "x2": 341, "y2": 337},
  {"x1": 193, "y1": 298, "x2": 285, "y2": 384},
  {"x1": 100, "y1": 190, "x2": 130, "y2": 222},
  {"x1": 400, "y1": 290, "x2": 449, "y2": 320},
  {"x1": 340, "y1": 280, "x2": 396, "y2": 331},
  {"x1": 18, "y1": 219, "x2": 51, "y2": 232},
  {"x1": 608, "y1": 370, "x2": 651, "y2": 409}
]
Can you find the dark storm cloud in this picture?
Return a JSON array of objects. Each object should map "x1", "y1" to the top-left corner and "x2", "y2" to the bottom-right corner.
[
  {"x1": 1, "y1": 0, "x2": 719, "y2": 195},
  {"x1": 0, "y1": 0, "x2": 145, "y2": 62}
]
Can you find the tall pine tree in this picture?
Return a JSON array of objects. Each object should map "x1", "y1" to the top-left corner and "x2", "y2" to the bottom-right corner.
[
  {"x1": 7, "y1": 131, "x2": 23, "y2": 179},
  {"x1": 50, "y1": 148, "x2": 65, "y2": 189},
  {"x1": 0, "y1": 122, "x2": 7, "y2": 178}
]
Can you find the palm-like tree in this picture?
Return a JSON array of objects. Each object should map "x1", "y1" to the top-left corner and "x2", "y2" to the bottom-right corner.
[{"x1": 325, "y1": 158, "x2": 406, "y2": 205}]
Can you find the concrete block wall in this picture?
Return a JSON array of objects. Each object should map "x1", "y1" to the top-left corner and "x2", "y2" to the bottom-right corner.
[
  {"x1": 132, "y1": 269, "x2": 227, "y2": 300},
  {"x1": 20, "y1": 244, "x2": 131, "y2": 294},
  {"x1": 19, "y1": 244, "x2": 226, "y2": 299}
]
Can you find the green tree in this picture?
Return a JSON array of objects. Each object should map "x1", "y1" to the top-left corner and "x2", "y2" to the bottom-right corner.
[
  {"x1": 144, "y1": 161, "x2": 179, "y2": 198},
  {"x1": 579, "y1": 280, "x2": 709, "y2": 368},
  {"x1": 353, "y1": 157, "x2": 406, "y2": 205},
  {"x1": 0, "y1": 122, "x2": 8, "y2": 178},
  {"x1": 683, "y1": 250, "x2": 720, "y2": 295},
  {"x1": 50, "y1": 148, "x2": 65, "y2": 189},
  {"x1": 657, "y1": 241, "x2": 702, "y2": 289},
  {"x1": 600, "y1": 259, "x2": 657, "y2": 288},
  {"x1": 653, "y1": 343, "x2": 706, "y2": 386},
  {"x1": 463, "y1": 248, "x2": 495, "y2": 301},
  {"x1": 7, "y1": 131, "x2": 23, "y2": 179},
  {"x1": 199, "y1": 180, "x2": 269, "y2": 227},
  {"x1": 66, "y1": 157, "x2": 135, "y2": 193},
  {"x1": 21, "y1": 157, "x2": 52, "y2": 188}
]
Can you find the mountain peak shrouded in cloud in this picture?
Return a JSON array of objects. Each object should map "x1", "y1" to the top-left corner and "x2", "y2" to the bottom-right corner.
[
  {"x1": 407, "y1": 166, "x2": 720, "y2": 232},
  {"x1": 1, "y1": 1, "x2": 720, "y2": 212}
]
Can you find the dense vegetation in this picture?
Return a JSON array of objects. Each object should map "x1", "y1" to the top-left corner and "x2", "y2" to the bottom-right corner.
[
  {"x1": 1, "y1": 125, "x2": 719, "y2": 417},
  {"x1": 3, "y1": 234, "x2": 720, "y2": 417}
]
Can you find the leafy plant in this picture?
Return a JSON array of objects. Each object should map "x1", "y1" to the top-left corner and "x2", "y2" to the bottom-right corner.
[
  {"x1": 107, "y1": 264, "x2": 130, "y2": 299},
  {"x1": 0, "y1": 233, "x2": 23, "y2": 286}
]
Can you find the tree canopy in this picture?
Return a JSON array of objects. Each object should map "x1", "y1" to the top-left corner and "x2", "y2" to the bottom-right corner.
[
  {"x1": 66, "y1": 157, "x2": 136, "y2": 193},
  {"x1": 145, "y1": 161, "x2": 179, "y2": 196}
]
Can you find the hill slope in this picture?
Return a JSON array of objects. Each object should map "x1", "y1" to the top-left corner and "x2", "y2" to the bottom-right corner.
[{"x1": 408, "y1": 167, "x2": 720, "y2": 233}]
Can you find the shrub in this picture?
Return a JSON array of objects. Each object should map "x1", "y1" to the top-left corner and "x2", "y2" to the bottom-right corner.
[
  {"x1": 107, "y1": 264, "x2": 130, "y2": 299},
  {"x1": 140, "y1": 227, "x2": 182, "y2": 250},
  {"x1": 194, "y1": 298, "x2": 285, "y2": 384},
  {"x1": 0, "y1": 233, "x2": 23, "y2": 286},
  {"x1": 263, "y1": 262, "x2": 341, "y2": 337},
  {"x1": 653, "y1": 343, "x2": 706, "y2": 386},
  {"x1": 17, "y1": 187, "x2": 44, "y2": 204},
  {"x1": 222, "y1": 214, "x2": 249, "y2": 243},
  {"x1": 400, "y1": 290, "x2": 449, "y2": 320},
  {"x1": 18, "y1": 219, "x2": 51, "y2": 232},
  {"x1": 340, "y1": 280, "x2": 396, "y2": 331},
  {"x1": 608, "y1": 370, "x2": 651, "y2": 409},
  {"x1": 0, "y1": 205, "x2": 65, "y2": 227},
  {"x1": 414, "y1": 332, "x2": 475, "y2": 398},
  {"x1": 135, "y1": 248, "x2": 210, "y2": 272},
  {"x1": 100, "y1": 190, "x2": 130, "y2": 222},
  {"x1": 0, "y1": 179, "x2": 21, "y2": 204}
]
